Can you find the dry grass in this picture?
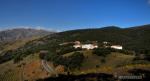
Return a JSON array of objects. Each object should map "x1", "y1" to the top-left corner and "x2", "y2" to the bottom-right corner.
[
  {"x1": 102, "y1": 52, "x2": 135, "y2": 67},
  {"x1": 72, "y1": 51, "x2": 136, "y2": 75},
  {"x1": 0, "y1": 60, "x2": 22, "y2": 81},
  {"x1": 0, "y1": 53, "x2": 49, "y2": 81},
  {"x1": 0, "y1": 68, "x2": 22, "y2": 81},
  {"x1": 23, "y1": 60, "x2": 50, "y2": 81}
]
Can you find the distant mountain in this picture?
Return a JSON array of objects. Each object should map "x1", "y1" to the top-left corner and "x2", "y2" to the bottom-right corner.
[
  {"x1": 100, "y1": 26, "x2": 121, "y2": 30},
  {"x1": 0, "y1": 28, "x2": 55, "y2": 43},
  {"x1": 0, "y1": 28, "x2": 55, "y2": 50}
]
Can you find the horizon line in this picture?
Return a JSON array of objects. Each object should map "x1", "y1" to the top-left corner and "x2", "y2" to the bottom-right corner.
[{"x1": 0, "y1": 24, "x2": 150, "y2": 32}]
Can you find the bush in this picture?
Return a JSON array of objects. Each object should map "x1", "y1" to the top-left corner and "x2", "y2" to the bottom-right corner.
[
  {"x1": 93, "y1": 48, "x2": 111, "y2": 57},
  {"x1": 109, "y1": 48, "x2": 135, "y2": 55},
  {"x1": 57, "y1": 46, "x2": 76, "y2": 55},
  {"x1": 64, "y1": 52, "x2": 84, "y2": 69}
]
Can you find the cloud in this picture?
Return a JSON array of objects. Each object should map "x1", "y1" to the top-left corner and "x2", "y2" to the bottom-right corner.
[
  {"x1": 34, "y1": 26, "x2": 58, "y2": 32},
  {"x1": 0, "y1": 26, "x2": 58, "y2": 32}
]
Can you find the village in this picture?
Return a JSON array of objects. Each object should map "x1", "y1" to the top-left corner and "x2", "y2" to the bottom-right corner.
[{"x1": 62, "y1": 41, "x2": 123, "y2": 50}]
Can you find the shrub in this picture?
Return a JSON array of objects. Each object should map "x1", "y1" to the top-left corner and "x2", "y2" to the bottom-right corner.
[
  {"x1": 93, "y1": 48, "x2": 111, "y2": 57},
  {"x1": 64, "y1": 52, "x2": 84, "y2": 69}
]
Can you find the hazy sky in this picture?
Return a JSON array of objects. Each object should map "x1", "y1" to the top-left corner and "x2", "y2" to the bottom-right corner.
[{"x1": 0, "y1": 0, "x2": 150, "y2": 31}]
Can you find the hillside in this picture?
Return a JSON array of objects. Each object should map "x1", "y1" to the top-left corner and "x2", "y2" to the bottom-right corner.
[
  {"x1": 57, "y1": 25, "x2": 150, "y2": 51},
  {"x1": 23, "y1": 24, "x2": 150, "y2": 52},
  {"x1": 1, "y1": 25, "x2": 150, "y2": 64},
  {"x1": 0, "y1": 25, "x2": 150, "y2": 81}
]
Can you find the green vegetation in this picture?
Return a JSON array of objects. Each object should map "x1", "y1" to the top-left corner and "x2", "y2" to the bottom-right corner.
[
  {"x1": 57, "y1": 46, "x2": 81, "y2": 55},
  {"x1": 65, "y1": 52, "x2": 84, "y2": 69},
  {"x1": 93, "y1": 48, "x2": 111, "y2": 57},
  {"x1": 43, "y1": 51, "x2": 84, "y2": 70},
  {"x1": 110, "y1": 48, "x2": 135, "y2": 55}
]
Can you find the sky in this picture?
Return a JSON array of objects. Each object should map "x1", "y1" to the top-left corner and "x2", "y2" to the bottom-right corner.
[{"x1": 0, "y1": 0, "x2": 150, "y2": 31}]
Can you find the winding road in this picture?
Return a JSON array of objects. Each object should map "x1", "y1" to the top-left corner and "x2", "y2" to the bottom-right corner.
[{"x1": 41, "y1": 60, "x2": 58, "y2": 77}]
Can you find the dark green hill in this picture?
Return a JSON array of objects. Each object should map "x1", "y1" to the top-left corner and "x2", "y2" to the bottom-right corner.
[{"x1": 45, "y1": 25, "x2": 150, "y2": 51}]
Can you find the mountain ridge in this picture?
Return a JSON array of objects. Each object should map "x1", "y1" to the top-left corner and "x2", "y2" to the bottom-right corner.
[
  {"x1": 0, "y1": 28, "x2": 56, "y2": 50},
  {"x1": 0, "y1": 28, "x2": 55, "y2": 43}
]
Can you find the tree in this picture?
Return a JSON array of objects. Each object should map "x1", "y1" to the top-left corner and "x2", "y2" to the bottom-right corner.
[
  {"x1": 44, "y1": 51, "x2": 55, "y2": 61},
  {"x1": 39, "y1": 50, "x2": 48, "y2": 59},
  {"x1": 57, "y1": 46, "x2": 76, "y2": 55},
  {"x1": 67, "y1": 52, "x2": 84, "y2": 69},
  {"x1": 93, "y1": 48, "x2": 111, "y2": 57}
]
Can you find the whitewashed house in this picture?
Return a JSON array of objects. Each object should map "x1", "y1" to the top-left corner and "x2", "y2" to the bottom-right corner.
[
  {"x1": 73, "y1": 44, "x2": 98, "y2": 50},
  {"x1": 81, "y1": 44, "x2": 98, "y2": 50},
  {"x1": 111, "y1": 45, "x2": 122, "y2": 50}
]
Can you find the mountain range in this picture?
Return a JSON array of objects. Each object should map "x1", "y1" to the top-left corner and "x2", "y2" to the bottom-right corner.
[
  {"x1": 0, "y1": 28, "x2": 55, "y2": 50},
  {"x1": 0, "y1": 28, "x2": 55, "y2": 43}
]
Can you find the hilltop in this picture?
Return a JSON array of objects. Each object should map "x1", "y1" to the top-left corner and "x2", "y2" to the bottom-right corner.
[{"x1": 43, "y1": 24, "x2": 150, "y2": 51}]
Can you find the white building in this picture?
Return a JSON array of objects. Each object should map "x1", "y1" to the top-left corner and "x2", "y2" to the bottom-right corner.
[
  {"x1": 73, "y1": 44, "x2": 98, "y2": 50},
  {"x1": 82, "y1": 44, "x2": 98, "y2": 50},
  {"x1": 111, "y1": 45, "x2": 122, "y2": 50}
]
